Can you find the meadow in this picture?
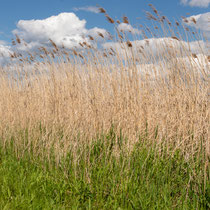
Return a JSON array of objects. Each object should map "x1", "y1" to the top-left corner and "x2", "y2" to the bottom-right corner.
[{"x1": 0, "y1": 5, "x2": 209, "y2": 209}]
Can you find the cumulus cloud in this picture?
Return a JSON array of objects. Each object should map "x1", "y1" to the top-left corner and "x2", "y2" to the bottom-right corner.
[
  {"x1": 0, "y1": 12, "x2": 110, "y2": 65},
  {"x1": 12, "y1": 12, "x2": 108, "y2": 51},
  {"x1": 103, "y1": 37, "x2": 208, "y2": 63},
  {"x1": 87, "y1": 27, "x2": 113, "y2": 41},
  {"x1": 117, "y1": 23, "x2": 141, "y2": 35},
  {"x1": 0, "y1": 42, "x2": 13, "y2": 65},
  {"x1": 184, "y1": 12, "x2": 210, "y2": 39},
  {"x1": 0, "y1": 44, "x2": 12, "y2": 57},
  {"x1": 13, "y1": 13, "x2": 88, "y2": 49},
  {"x1": 73, "y1": 6, "x2": 100, "y2": 13},
  {"x1": 180, "y1": 0, "x2": 210, "y2": 7}
]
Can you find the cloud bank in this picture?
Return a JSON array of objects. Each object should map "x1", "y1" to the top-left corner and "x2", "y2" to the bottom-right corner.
[
  {"x1": 0, "y1": 11, "x2": 209, "y2": 67},
  {"x1": 180, "y1": 0, "x2": 210, "y2": 8},
  {"x1": 184, "y1": 12, "x2": 210, "y2": 39},
  {"x1": 103, "y1": 37, "x2": 208, "y2": 62},
  {"x1": 117, "y1": 23, "x2": 141, "y2": 35}
]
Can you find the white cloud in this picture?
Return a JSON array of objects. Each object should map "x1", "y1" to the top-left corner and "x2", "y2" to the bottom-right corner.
[
  {"x1": 180, "y1": 0, "x2": 210, "y2": 7},
  {"x1": 73, "y1": 6, "x2": 100, "y2": 14},
  {"x1": 0, "y1": 40, "x2": 8, "y2": 45},
  {"x1": 0, "y1": 44, "x2": 11, "y2": 57},
  {"x1": 0, "y1": 42, "x2": 13, "y2": 65},
  {"x1": 103, "y1": 37, "x2": 208, "y2": 62},
  {"x1": 184, "y1": 12, "x2": 210, "y2": 39},
  {"x1": 12, "y1": 12, "x2": 108, "y2": 51},
  {"x1": 0, "y1": 12, "x2": 110, "y2": 65},
  {"x1": 117, "y1": 23, "x2": 141, "y2": 35},
  {"x1": 13, "y1": 13, "x2": 88, "y2": 49},
  {"x1": 103, "y1": 37, "x2": 208, "y2": 82},
  {"x1": 87, "y1": 27, "x2": 111, "y2": 40}
]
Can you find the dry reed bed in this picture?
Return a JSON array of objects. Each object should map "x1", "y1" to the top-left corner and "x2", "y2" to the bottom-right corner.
[{"x1": 0, "y1": 6, "x2": 209, "y2": 164}]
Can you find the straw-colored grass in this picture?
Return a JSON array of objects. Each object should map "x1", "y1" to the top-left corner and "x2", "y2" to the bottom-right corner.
[
  {"x1": 0, "y1": 6, "x2": 209, "y2": 166},
  {"x1": 0, "y1": 6, "x2": 209, "y2": 208}
]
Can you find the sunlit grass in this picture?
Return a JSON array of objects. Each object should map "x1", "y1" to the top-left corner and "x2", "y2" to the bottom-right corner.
[
  {"x1": 0, "y1": 130, "x2": 209, "y2": 209},
  {"x1": 0, "y1": 4, "x2": 209, "y2": 209}
]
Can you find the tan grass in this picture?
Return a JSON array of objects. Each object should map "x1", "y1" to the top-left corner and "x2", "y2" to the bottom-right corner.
[{"x1": 0, "y1": 9, "x2": 209, "y2": 167}]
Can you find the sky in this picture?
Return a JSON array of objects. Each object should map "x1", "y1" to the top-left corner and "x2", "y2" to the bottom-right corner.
[{"x1": 0, "y1": 0, "x2": 209, "y2": 65}]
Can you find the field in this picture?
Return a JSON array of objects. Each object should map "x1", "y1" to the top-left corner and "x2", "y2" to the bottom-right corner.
[{"x1": 0, "y1": 6, "x2": 209, "y2": 209}]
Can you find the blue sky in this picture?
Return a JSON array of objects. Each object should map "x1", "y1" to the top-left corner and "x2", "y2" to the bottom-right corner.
[
  {"x1": 0, "y1": 0, "x2": 209, "y2": 65},
  {"x1": 0, "y1": 0, "x2": 209, "y2": 42}
]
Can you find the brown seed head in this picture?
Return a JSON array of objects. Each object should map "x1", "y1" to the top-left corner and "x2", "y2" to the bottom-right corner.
[
  {"x1": 73, "y1": 50, "x2": 78, "y2": 56},
  {"x1": 181, "y1": 16, "x2": 188, "y2": 23},
  {"x1": 50, "y1": 52, "x2": 55, "y2": 59},
  {"x1": 191, "y1": 17, "x2": 197, "y2": 24},
  {"x1": 160, "y1": 16, "x2": 166, "y2": 22},
  {"x1": 192, "y1": 53, "x2": 197, "y2": 58},
  {"x1": 49, "y1": 39, "x2": 58, "y2": 51},
  {"x1": 15, "y1": 35, "x2": 21, "y2": 44},
  {"x1": 79, "y1": 42, "x2": 84, "y2": 47},
  {"x1": 98, "y1": 32, "x2": 104, "y2": 38},
  {"x1": 146, "y1": 12, "x2": 157, "y2": 21},
  {"x1": 79, "y1": 54, "x2": 84, "y2": 59},
  {"x1": 53, "y1": 49, "x2": 57, "y2": 54},
  {"x1": 171, "y1": 36, "x2": 180, "y2": 41},
  {"x1": 12, "y1": 39, "x2": 16, "y2": 46},
  {"x1": 98, "y1": 7, "x2": 106, "y2": 13},
  {"x1": 40, "y1": 47, "x2": 49, "y2": 55},
  {"x1": 88, "y1": 35, "x2": 94, "y2": 40},
  {"x1": 105, "y1": 14, "x2": 115, "y2": 24},
  {"x1": 127, "y1": 41, "x2": 132, "y2": 47},
  {"x1": 110, "y1": 47, "x2": 116, "y2": 54},
  {"x1": 123, "y1": 16, "x2": 129, "y2": 24},
  {"x1": 63, "y1": 51, "x2": 69, "y2": 56},
  {"x1": 149, "y1": 4, "x2": 158, "y2": 15}
]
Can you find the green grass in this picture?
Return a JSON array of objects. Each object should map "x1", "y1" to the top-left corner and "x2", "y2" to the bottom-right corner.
[{"x1": 0, "y1": 133, "x2": 209, "y2": 209}]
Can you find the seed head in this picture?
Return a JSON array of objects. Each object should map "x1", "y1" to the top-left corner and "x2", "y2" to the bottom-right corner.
[
  {"x1": 123, "y1": 16, "x2": 129, "y2": 24},
  {"x1": 105, "y1": 14, "x2": 115, "y2": 24},
  {"x1": 127, "y1": 41, "x2": 132, "y2": 47},
  {"x1": 191, "y1": 17, "x2": 197, "y2": 24},
  {"x1": 175, "y1": 21, "x2": 180, "y2": 26},
  {"x1": 146, "y1": 12, "x2": 157, "y2": 21},
  {"x1": 98, "y1": 32, "x2": 104, "y2": 38},
  {"x1": 88, "y1": 35, "x2": 94, "y2": 40},
  {"x1": 171, "y1": 36, "x2": 179, "y2": 41},
  {"x1": 15, "y1": 35, "x2": 21, "y2": 44},
  {"x1": 98, "y1": 7, "x2": 106, "y2": 13},
  {"x1": 192, "y1": 53, "x2": 197, "y2": 58}
]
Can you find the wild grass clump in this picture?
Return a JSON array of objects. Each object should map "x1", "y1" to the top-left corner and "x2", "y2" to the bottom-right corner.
[
  {"x1": 0, "y1": 5, "x2": 209, "y2": 208},
  {"x1": 0, "y1": 132, "x2": 209, "y2": 209}
]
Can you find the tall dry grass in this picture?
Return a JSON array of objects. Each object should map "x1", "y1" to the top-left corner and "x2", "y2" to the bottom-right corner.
[{"x1": 0, "y1": 6, "x2": 209, "y2": 168}]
